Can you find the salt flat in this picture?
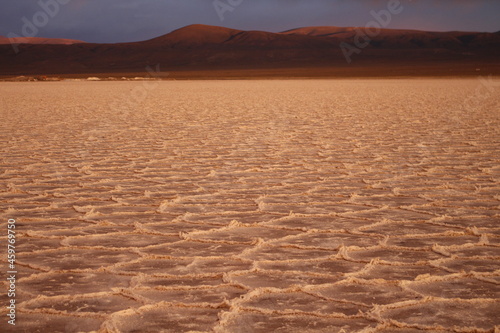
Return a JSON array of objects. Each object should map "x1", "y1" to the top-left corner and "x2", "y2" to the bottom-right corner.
[{"x1": 0, "y1": 79, "x2": 499, "y2": 332}]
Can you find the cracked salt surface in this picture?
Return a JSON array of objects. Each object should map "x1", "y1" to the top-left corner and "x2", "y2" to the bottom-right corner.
[{"x1": 0, "y1": 79, "x2": 499, "y2": 332}]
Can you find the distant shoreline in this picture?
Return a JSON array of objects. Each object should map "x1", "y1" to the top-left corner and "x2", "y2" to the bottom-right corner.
[{"x1": 2, "y1": 66, "x2": 500, "y2": 81}]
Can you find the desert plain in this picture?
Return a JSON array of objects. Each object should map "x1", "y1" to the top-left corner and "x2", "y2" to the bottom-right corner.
[{"x1": 0, "y1": 79, "x2": 499, "y2": 332}]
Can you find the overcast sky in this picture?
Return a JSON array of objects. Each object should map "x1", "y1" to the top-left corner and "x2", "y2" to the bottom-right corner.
[{"x1": 1, "y1": 0, "x2": 499, "y2": 43}]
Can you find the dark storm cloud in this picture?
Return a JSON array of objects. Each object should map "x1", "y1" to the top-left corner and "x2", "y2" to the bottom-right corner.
[{"x1": 1, "y1": 0, "x2": 499, "y2": 43}]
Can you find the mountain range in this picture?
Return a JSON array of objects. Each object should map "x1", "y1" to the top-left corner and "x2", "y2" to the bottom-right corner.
[{"x1": 1, "y1": 24, "x2": 499, "y2": 78}]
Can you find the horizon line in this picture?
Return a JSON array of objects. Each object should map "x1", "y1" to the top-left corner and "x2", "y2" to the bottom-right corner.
[{"x1": 1, "y1": 23, "x2": 499, "y2": 45}]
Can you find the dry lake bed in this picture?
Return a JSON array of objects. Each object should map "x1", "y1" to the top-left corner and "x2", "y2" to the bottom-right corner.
[{"x1": 0, "y1": 79, "x2": 499, "y2": 332}]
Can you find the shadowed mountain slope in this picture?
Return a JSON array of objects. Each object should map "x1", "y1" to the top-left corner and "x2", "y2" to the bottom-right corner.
[{"x1": 0, "y1": 24, "x2": 498, "y2": 77}]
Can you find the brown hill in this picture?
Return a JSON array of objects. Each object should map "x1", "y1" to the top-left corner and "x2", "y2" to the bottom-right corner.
[
  {"x1": 0, "y1": 24, "x2": 499, "y2": 78},
  {"x1": 283, "y1": 26, "x2": 500, "y2": 49},
  {"x1": 282, "y1": 26, "x2": 357, "y2": 38},
  {"x1": 0, "y1": 36, "x2": 85, "y2": 45},
  {"x1": 145, "y1": 24, "x2": 241, "y2": 46},
  {"x1": 143, "y1": 24, "x2": 334, "y2": 48}
]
